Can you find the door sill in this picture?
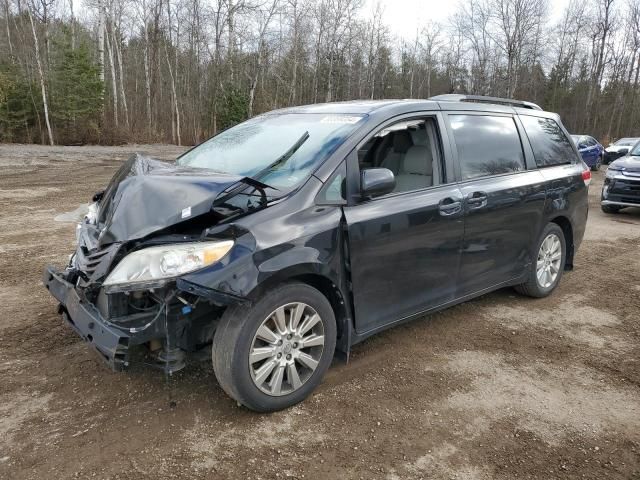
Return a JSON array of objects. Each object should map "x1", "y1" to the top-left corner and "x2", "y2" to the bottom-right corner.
[{"x1": 351, "y1": 274, "x2": 526, "y2": 344}]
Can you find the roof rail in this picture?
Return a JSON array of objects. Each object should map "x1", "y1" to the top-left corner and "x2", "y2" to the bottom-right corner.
[{"x1": 429, "y1": 94, "x2": 543, "y2": 111}]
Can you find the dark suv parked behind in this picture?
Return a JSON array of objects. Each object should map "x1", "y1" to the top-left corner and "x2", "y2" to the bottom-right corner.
[{"x1": 43, "y1": 95, "x2": 589, "y2": 412}]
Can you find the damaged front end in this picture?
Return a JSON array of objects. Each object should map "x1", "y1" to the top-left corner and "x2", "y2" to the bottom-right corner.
[{"x1": 43, "y1": 154, "x2": 267, "y2": 373}]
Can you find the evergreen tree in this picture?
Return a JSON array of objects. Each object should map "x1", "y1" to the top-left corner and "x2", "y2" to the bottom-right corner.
[
  {"x1": 218, "y1": 87, "x2": 249, "y2": 131},
  {"x1": 49, "y1": 34, "x2": 104, "y2": 143},
  {"x1": 0, "y1": 62, "x2": 38, "y2": 142}
]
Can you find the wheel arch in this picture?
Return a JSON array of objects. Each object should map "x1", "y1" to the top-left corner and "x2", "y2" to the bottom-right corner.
[
  {"x1": 246, "y1": 266, "x2": 353, "y2": 357},
  {"x1": 548, "y1": 215, "x2": 574, "y2": 270}
]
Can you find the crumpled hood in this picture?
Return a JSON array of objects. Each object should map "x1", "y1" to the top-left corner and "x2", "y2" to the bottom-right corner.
[
  {"x1": 96, "y1": 153, "x2": 244, "y2": 246},
  {"x1": 609, "y1": 155, "x2": 640, "y2": 173}
]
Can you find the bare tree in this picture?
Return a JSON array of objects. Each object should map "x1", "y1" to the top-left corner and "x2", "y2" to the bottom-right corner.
[
  {"x1": 27, "y1": 1, "x2": 53, "y2": 145},
  {"x1": 248, "y1": 0, "x2": 278, "y2": 117},
  {"x1": 164, "y1": 0, "x2": 181, "y2": 144},
  {"x1": 97, "y1": 0, "x2": 105, "y2": 82},
  {"x1": 489, "y1": 0, "x2": 548, "y2": 97},
  {"x1": 4, "y1": 0, "x2": 13, "y2": 55},
  {"x1": 584, "y1": 0, "x2": 616, "y2": 130}
]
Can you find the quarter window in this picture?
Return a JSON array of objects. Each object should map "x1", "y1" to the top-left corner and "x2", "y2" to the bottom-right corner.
[
  {"x1": 449, "y1": 115, "x2": 525, "y2": 180},
  {"x1": 318, "y1": 162, "x2": 346, "y2": 204},
  {"x1": 520, "y1": 116, "x2": 577, "y2": 167}
]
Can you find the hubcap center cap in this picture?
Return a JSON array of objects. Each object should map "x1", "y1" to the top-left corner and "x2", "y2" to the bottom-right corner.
[{"x1": 283, "y1": 342, "x2": 293, "y2": 354}]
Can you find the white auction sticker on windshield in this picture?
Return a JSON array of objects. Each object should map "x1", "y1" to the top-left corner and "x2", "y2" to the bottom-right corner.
[
  {"x1": 181, "y1": 206, "x2": 192, "y2": 219},
  {"x1": 320, "y1": 115, "x2": 361, "y2": 124}
]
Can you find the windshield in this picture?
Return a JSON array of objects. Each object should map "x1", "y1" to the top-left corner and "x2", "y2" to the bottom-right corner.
[
  {"x1": 177, "y1": 113, "x2": 364, "y2": 193},
  {"x1": 630, "y1": 142, "x2": 640, "y2": 156},
  {"x1": 614, "y1": 138, "x2": 638, "y2": 146}
]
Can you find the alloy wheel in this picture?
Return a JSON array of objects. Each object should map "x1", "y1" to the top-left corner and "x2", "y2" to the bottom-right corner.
[
  {"x1": 249, "y1": 302, "x2": 325, "y2": 396},
  {"x1": 536, "y1": 233, "x2": 562, "y2": 288}
]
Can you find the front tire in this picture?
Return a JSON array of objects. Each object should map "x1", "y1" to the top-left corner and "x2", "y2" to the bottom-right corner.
[
  {"x1": 591, "y1": 156, "x2": 602, "y2": 171},
  {"x1": 515, "y1": 223, "x2": 566, "y2": 298},
  {"x1": 212, "y1": 282, "x2": 336, "y2": 412}
]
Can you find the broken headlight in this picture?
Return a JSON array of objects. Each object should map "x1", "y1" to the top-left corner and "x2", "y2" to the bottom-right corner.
[
  {"x1": 103, "y1": 240, "x2": 234, "y2": 287},
  {"x1": 86, "y1": 202, "x2": 99, "y2": 224}
]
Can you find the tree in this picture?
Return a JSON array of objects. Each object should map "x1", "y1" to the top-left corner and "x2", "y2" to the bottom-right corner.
[
  {"x1": 0, "y1": 62, "x2": 38, "y2": 141},
  {"x1": 27, "y1": 2, "x2": 54, "y2": 145},
  {"x1": 1, "y1": 0, "x2": 640, "y2": 145},
  {"x1": 49, "y1": 35, "x2": 103, "y2": 142}
]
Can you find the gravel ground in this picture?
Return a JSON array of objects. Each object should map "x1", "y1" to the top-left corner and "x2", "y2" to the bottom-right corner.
[{"x1": 0, "y1": 144, "x2": 639, "y2": 480}]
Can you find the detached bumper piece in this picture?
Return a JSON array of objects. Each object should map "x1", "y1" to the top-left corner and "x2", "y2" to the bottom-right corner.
[{"x1": 42, "y1": 266, "x2": 130, "y2": 371}]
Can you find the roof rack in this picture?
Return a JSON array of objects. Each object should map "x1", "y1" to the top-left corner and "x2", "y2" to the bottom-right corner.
[{"x1": 429, "y1": 94, "x2": 543, "y2": 111}]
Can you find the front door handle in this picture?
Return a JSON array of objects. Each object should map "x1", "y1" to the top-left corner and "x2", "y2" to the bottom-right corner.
[
  {"x1": 466, "y1": 191, "x2": 488, "y2": 209},
  {"x1": 438, "y1": 197, "x2": 462, "y2": 216}
]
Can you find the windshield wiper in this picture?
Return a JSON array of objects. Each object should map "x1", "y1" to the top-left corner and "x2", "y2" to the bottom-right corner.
[
  {"x1": 252, "y1": 130, "x2": 310, "y2": 182},
  {"x1": 212, "y1": 131, "x2": 310, "y2": 210}
]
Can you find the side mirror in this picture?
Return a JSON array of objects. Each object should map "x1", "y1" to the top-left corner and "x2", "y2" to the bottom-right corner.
[
  {"x1": 578, "y1": 143, "x2": 587, "y2": 149},
  {"x1": 619, "y1": 148, "x2": 629, "y2": 155},
  {"x1": 361, "y1": 168, "x2": 395, "y2": 198}
]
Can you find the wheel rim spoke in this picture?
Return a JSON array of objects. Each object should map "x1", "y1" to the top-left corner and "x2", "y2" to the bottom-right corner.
[
  {"x1": 254, "y1": 359, "x2": 277, "y2": 385},
  {"x1": 287, "y1": 362, "x2": 302, "y2": 390},
  {"x1": 269, "y1": 365, "x2": 285, "y2": 395},
  {"x1": 273, "y1": 306, "x2": 288, "y2": 334},
  {"x1": 256, "y1": 324, "x2": 279, "y2": 344},
  {"x1": 250, "y1": 346, "x2": 277, "y2": 364},
  {"x1": 300, "y1": 333, "x2": 324, "y2": 348},
  {"x1": 298, "y1": 313, "x2": 320, "y2": 336},
  {"x1": 289, "y1": 303, "x2": 305, "y2": 331},
  {"x1": 297, "y1": 352, "x2": 319, "y2": 370}
]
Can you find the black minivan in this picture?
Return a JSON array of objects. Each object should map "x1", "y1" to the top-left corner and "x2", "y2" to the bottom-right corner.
[{"x1": 44, "y1": 95, "x2": 589, "y2": 412}]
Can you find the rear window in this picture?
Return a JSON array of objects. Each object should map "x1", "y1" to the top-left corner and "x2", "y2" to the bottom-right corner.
[
  {"x1": 449, "y1": 115, "x2": 525, "y2": 180},
  {"x1": 520, "y1": 116, "x2": 577, "y2": 167}
]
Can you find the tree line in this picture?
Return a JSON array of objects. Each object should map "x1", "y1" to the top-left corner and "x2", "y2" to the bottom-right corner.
[{"x1": 1, "y1": 0, "x2": 639, "y2": 146}]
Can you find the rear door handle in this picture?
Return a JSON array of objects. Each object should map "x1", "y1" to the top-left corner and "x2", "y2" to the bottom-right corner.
[
  {"x1": 438, "y1": 197, "x2": 462, "y2": 216},
  {"x1": 466, "y1": 191, "x2": 488, "y2": 209}
]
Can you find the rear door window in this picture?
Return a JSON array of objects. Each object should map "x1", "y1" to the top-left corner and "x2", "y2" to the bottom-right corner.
[
  {"x1": 448, "y1": 114, "x2": 525, "y2": 180},
  {"x1": 520, "y1": 116, "x2": 577, "y2": 167}
]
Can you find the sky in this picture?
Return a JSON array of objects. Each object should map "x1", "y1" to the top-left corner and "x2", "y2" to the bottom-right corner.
[{"x1": 362, "y1": 0, "x2": 571, "y2": 41}]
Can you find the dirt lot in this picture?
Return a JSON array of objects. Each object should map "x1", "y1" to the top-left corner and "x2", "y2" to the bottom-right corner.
[{"x1": 0, "y1": 144, "x2": 639, "y2": 480}]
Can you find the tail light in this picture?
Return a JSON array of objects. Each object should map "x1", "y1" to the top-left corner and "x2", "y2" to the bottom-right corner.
[{"x1": 581, "y1": 165, "x2": 592, "y2": 187}]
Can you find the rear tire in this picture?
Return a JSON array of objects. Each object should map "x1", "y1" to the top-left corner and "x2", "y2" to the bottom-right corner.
[
  {"x1": 212, "y1": 282, "x2": 336, "y2": 412},
  {"x1": 591, "y1": 156, "x2": 602, "y2": 171},
  {"x1": 515, "y1": 223, "x2": 566, "y2": 298},
  {"x1": 601, "y1": 204, "x2": 621, "y2": 214}
]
